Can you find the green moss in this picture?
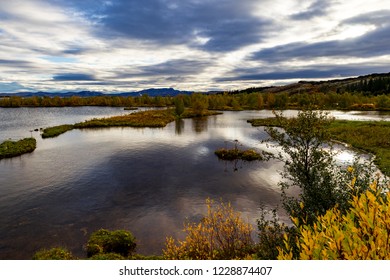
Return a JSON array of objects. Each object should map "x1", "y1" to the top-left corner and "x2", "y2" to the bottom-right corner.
[
  {"x1": 42, "y1": 124, "x2": 74, "y2": 138},
  {"x1": 0, "y1": 138, "x2": 36, "y2": 159}
]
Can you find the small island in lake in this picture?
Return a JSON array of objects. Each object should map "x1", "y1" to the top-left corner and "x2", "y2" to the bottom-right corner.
[
  {"x1": 214, "y1": 140, "x2": 263, "y2": 161},
  {"x1": 0, "y1": 138, "x2": 37, "y2": 159}
]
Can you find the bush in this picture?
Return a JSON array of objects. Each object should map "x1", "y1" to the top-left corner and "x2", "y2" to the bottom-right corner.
[
  {"x1": 33, "y1": 247, "x2": 74, "y2": 260},
  {"x1": 163, "y1": 199, "x2": 255, "y2": 260},
  {"x1": 86, "y1": 229, "x2": 137, "y2": 258},
  {"x1": 255, "y1": 207, "x2": 297, "y2": 259},
  {"x1": 278, "y1": 182, "x2": 390, "y2": 259},
  {"x1": 88, "y1": 253, "x2": 126, "y2": 260}
]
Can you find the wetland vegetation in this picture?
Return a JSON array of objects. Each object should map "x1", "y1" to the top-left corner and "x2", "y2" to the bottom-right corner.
[
  {"x1": 248, "y1": 116, "x2": 390, "y2": 176},
  {"x1": 214, "y1": 140, "x2": 263, "y2": 161},
  {"x1": 0, "y1": 137, "x2": 36, "y2": 159}
]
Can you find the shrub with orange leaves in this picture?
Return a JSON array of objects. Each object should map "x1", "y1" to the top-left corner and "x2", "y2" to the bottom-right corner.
[{"x1": 163, "y1": 199, "x2": 255, "y2": 260}]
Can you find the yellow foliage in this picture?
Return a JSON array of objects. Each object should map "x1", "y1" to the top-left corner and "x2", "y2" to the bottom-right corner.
[
  {"x1": 279, "y1": 182, "x2": 390, "y2": 260},
  {"x1": 163, "y1": 198, "x2": 254, "y2": 260}
]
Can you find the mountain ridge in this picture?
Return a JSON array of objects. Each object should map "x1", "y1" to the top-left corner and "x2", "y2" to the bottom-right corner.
[{"x1": 1, "y1": 72, "x2": 390, "y2": 97}]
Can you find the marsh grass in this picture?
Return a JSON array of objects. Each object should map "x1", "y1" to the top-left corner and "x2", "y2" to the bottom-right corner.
[
  {"x1": 42, "y1": 124, "x2": 74, "y2": 138},
  {"x1": 328, "y1": 120, "x2": 390, "y2": 176},
  {"x1": 42, "y1": 109, "x2": 222, "y2": 138},
  {"x1": 74, "y1": 109, "x2": 177, "y2": 128},
  {"x1": 0, "y1": 138, "x2": 36, "y2": 159},
  {"x1": 215, "y1": 148, "x2": 263, "y2": 161}
]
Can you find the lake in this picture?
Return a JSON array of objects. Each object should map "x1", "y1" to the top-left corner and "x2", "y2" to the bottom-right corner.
[{"x1": 0, "y1": 107, "x2": 389, "y2": 259}]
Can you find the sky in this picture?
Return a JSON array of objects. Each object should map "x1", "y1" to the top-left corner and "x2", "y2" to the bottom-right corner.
[{"x1": 1, "y1": 0, "x2": 390, "y2": 93}]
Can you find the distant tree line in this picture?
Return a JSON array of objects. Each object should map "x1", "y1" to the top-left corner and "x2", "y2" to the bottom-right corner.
[
  {"x1": 1, "y1": 90, "x2": 390, "y2": 110},
  {"x1": 345, "y1": 76, "x2": 390, "y2": 96}
]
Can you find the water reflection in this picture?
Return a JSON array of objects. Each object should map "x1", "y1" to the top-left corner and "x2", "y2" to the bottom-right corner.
[
  {"x1": 192, "y1": 117, "x2": 208, "y2": 133},
  {"x1": 175, "y1": 119, "x2": 185, "y2": 135}
]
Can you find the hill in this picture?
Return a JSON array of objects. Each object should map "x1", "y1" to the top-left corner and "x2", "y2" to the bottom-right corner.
[{"x1": 226, "y1": 72, "x2": 390, "y2": 96}]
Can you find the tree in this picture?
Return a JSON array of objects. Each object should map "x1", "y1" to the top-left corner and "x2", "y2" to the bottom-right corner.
[
  {"x1": 279, "y1": 181, "x2": 390, "y2": 260},
  {"x1": 264, "y1": 110, "x2": 346, "y2": 225},
  {"x1": 86, "y1": 229, "x2": 137, "y2": 258},
  {"x1": 163, "y1": 199, "x2": 254, "y2": 260},
  {"x1": 191, "y1": 93, "x2": 209, "y2": 116},
  {"x1": 174, "y1": 96, "x2": 185, "y2": 116}
]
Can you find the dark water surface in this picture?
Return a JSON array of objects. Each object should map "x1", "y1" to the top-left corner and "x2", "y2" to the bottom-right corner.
[{"x1": 0, "y1": 107, "x2": 389, "y2": 259}]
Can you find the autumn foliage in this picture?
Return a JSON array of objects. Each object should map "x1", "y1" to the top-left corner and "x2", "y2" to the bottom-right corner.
[
  {"x1": 163, "y1": 199, "x2": 254, "y2": 260},
  {"x1": 279, "y1": 182, "x2": 390, "y2": 260}
]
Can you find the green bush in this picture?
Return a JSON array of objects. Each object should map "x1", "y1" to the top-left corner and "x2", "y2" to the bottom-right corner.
[
  {"x1": 86, "y1": 229, "x2": 137, "y2": 258},
  {"x1": 33, "y1": 247, "x2": 74, "y2": 260},
  {"x1": 88, "y1": 253, "x2": 126, "y2": 260}
]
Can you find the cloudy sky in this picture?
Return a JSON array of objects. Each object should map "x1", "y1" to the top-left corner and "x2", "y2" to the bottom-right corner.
[{"x1": 1, "y1": 0, "x2": 390, "y2": 93}]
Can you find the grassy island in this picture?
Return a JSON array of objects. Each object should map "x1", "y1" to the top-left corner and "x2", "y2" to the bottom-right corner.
[
  {"x1": 248, "y1": 117, "x2": 390, "y2": 176},
  {"x1": 74, "y1": 109, "x2": 177, "y2": 128},
  {"x1": 215, "y1": 148, "x2": 263, "y2": 161},
  {"x1": 41, "y1": 109, "x2": 222, "y2": 138},
  {"x1": 0, "y1": 138, "x2": 37, "y2": 159},
  {"x1": 42, "y1": 124, "x2": 74, "y2": 138}
]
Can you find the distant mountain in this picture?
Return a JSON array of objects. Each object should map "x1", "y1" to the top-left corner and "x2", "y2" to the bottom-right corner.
[
  {"x1": 2, "y1": 72, "x2": 390, "y2": 98},
  {"x1": 0, "y1": 87, "x2": 193, "y2": 98}
]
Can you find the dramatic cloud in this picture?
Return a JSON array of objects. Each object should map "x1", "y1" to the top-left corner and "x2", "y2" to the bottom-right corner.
[
  {"x1": 63, "y1": 0, "x2": 270, "y2": 52},
  {"x1": 217, "y1": 63, "x2": 390, "y2": 82},
  {"x1": 290, "y1": 0, "x2": 331, "y2": 20},
  {"x1": 0, "y1": 0, "x2": 390, "y2": 92},
  {"x1": 252, "y1": 10, "x2": 390, "y2": 63},
  {"x1": 52, "y1": 73, "x2": 96, "y2": 81}
]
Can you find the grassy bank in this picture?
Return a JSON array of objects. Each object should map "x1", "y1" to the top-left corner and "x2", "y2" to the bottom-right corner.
[
  {"x1": 0, "y1": 138, "x2": 37, "y2": 159},
  {"x1": 248, "y1": 117, "x2": 390, "y2": 176},
  {"x1": 328, "y1": 121, "x2": 390, "y2": 176},
  {"x1": 42, "y1": 109, "x2": 222, "y2": 138},
  {"x1": 42, "y1": 124, "x2": 74, "y2": 138}
]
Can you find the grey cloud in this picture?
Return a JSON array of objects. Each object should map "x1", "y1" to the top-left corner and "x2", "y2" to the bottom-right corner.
[
  {"x1": 52, "y1": 73, "x2": 96, "y2": 81},
  {"x1": 344, "y1": 9, "x2": 390, "y2": 26},
  {"x1": 115, "y1": 59, "x2": 210, "y2": 79},
  {"x1": 57, "y1": 0, "x2": 270, "y2": 52},
  {"x1": 0, "y1": 59, "x2": 35, "y2": 68},
  {"x1": 251, "y1": 10, "x2": 390, "y2": 63},
  {"x1": 216, "y1": 63, "x2": 390, "y2": 82},
  {"x1": 139, "y1": 59, "x2": 210, "y2": 76},
  {"x1": 290, "y1": 0, "x2": 331, "y2": 21}
]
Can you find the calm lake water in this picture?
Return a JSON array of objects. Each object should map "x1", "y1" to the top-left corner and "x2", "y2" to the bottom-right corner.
[{"x1": 0, "y1": 107, "x2": 389, "y2": 259}]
